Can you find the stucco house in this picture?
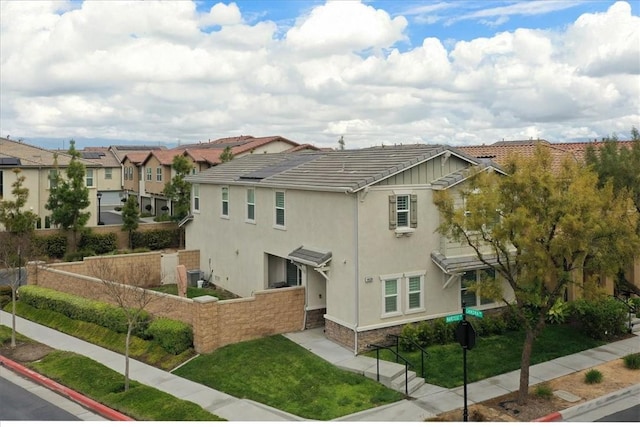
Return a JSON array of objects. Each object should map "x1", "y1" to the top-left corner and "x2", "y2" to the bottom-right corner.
[
  {"x1": 0, "y1": 138, "x2": 108, "y2": 229},
  {"x1": 185, "y1": 144, "x2": 514, "y2": 352}
]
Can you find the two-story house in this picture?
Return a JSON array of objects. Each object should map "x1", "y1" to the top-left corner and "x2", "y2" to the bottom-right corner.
[
  {"x1": 184, "y1": 144, "x2": 514, "y2": 353},
  {"x1": 1, "y1": 138, "x2": 106, "y2": 228}
]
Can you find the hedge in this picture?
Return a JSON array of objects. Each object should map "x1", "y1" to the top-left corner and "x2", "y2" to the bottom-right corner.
[
  {"x1": 79, "y1": 230, "x2": 117, "y2": 255},
  {"x1": 568, "y1": 297, "x2": 628, "y2": 340},
  {"x1": 131, "y1": 229, "x2": 180, "y2": 250},
  {"x1": 17, "y1": 286, "x2": 193, "y2": 353},
  {"x1": 33, "y1": 234, "x2": 67, "y2": 259}
]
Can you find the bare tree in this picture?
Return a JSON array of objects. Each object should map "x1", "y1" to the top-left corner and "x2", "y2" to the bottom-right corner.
[{"x1": 90, "y1": 258, "x2": 157, "y2": 391}]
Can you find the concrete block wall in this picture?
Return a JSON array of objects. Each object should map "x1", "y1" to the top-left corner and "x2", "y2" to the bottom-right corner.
[{"x1": 177, "y1": 249, "x2": 200, "y2": 272}]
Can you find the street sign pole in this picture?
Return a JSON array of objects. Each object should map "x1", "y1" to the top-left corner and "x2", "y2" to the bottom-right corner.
[{"x1": 462, "y1": 303, "x2": 468, "y2": 422}]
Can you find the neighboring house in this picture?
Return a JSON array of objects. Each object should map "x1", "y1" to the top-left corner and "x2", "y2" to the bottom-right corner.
[
  {"x1": 134, "y1": 135, "x2": 319, "y2": 217},
  {"x1": 78, "y1": 147, "x2": 124, "y2": 207},
  {"x1": 457, "y1": 139, "x2": 640, "y2": 297},
  {"x1": 185, "y1": 144, "x2": 515, "y2": 353},
  {"x1": 0, "y1": 138, "x2": 105, "y2": 228}
]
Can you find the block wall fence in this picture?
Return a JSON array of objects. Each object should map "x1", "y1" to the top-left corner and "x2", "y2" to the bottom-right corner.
[{"x1": 26, "y1": 250, "x2": 306, "y2": 353}]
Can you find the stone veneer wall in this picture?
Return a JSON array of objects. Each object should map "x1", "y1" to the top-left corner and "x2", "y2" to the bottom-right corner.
[
  {"x1": 305, "y1": 308, "x2": 326, "y2": 329},
  {"x1": 324, "y1": 319, "x2": 355, "y2": 352}
]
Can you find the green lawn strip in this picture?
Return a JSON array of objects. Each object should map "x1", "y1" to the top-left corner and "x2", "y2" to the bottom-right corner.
[
  {"x1": 366, "y1": 324, "x2": 604, "y2": 388},
  {"x1": 25, "y1": 351, "x2": 224, "y2": 421},
  {"x1": 5, "y1": 301, "x2": 195, "y2": 370},
  {"x1": 173, "y1": 335, "x2": 404, "y2": 420},
  {"x1": 0, "y1": 325, "x2": 32, "y2": 344},
  {"x1": 150, "y1": 284, "x2": 233, "y2": 300}
]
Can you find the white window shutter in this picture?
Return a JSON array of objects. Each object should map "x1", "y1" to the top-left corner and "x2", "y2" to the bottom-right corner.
[{"x1": 410, "y1": 194, "x2": 418, "y2": 228}]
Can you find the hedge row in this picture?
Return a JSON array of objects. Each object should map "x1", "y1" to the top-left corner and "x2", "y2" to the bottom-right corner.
[
  {"x1": 131, "y1": 229, "x2": 180, "y2": 250},
  {"x1": 18, "y1": 285, "x2": 193, "y2": 354}
]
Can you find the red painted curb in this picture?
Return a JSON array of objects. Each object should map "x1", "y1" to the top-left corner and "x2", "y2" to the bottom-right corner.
[
  {"x1": 532, "y1": 411, "x2": 563, "y2": 422},
  {"x1": 0, "y1": 355, "x2": 134, "y2": 421}
]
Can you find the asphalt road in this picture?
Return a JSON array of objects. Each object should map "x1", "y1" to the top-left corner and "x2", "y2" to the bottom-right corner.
[
  {"x1": 0, "y1": 376, "x2": 80, "y2": 421},
  {"x1": 597, "y1": 404, "x2": 640, "y2": 422}
]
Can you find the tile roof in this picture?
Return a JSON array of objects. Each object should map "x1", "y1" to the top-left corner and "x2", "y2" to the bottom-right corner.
[
  {"x1": 80, "y1": 146, "x2": 121, "y2": 168},
  {"x1": 120, "y1": 152, "x2": 149, "y2": 165},
  {"x1": 0, "y1": 138, "x2": 101, "y2": 168},
  {"x1": 188, "y1": 144, "x2": 488, "y2": 193}
]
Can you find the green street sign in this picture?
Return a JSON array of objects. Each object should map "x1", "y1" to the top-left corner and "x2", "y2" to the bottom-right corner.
[
  {"x1": 466, "y1": 308, "x2": 484, "y2": 318},
  {"x1": 446, "y1": 314, "x2": 463, "y2": 323}
]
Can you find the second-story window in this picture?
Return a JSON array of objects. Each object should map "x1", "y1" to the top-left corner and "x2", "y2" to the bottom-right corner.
[
  {"x1": 105, "y1": 168, "x2": 112, "y2": 180},
  {"x1": 221, "y1": 186, "x2": 229, "y2": 217},
  {"x1": 146, "y1": 167, "x2": 152, "y2": 181},
  {"x1": 156, "y1": 167, "x2": 162, "y2": 182},
  {"x1": 246, "y1": 188, "x2": 255, "y2": 222},
  {"x1": 85, "y1": 169, "x2": 94, "y2": 187},
  {"x1": 193, "y1": 184, "x2": 200, "y2": 212},
  {"x1": 48, "y1": 169, "x2": 58, "y2": 189},
  {"x1": 275, "y1": 190, "x2": 285, "y2": 227}
]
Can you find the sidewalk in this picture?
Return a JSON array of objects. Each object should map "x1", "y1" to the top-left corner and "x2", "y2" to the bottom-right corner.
[{"x1": 2, "y1": 311, "x2": 639, "y2": 421}]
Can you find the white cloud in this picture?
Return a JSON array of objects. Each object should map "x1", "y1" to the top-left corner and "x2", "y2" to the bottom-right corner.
[{"x1": 0, "y1": 0, "x2": 638, "y2": 149}]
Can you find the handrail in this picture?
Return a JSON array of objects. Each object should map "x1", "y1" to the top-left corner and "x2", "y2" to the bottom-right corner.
[
  {"x1": 612, "y1": 294, "x2": 638, "y2": 333},
  {"x1": 387, "y1": 333, "x2": 428, "y2": 379},
  {"x1": 367, "y1": 343, "x2": 413, "y2": 395}
]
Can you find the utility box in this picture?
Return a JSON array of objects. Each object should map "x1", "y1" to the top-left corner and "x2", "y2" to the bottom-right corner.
[{"x1": 187, "y1": 270, "x2": 202, "y2": 287}]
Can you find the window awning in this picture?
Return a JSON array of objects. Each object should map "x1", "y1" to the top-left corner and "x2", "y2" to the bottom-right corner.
[
  {"x1": 288, "y1": 246, "x2": 332, "y2": 268},
  {"x1": 431, "y1": 251, "x2": 500, "y2": 275}
]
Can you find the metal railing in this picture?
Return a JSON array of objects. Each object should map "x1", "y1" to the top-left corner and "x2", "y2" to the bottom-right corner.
[
  {"x1": 388, "y1": 333, "x2": 428, "y2": 380},
  {"x1": 367, "y1": 343, "x2": 413, "y2": 395},
  {"x1": 612, "y1": 293, "x2": 639, "y2": 333}
]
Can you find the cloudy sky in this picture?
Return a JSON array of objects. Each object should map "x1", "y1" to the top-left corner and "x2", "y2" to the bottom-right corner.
[{"x1": 1, "y1": 1, "x2": 638, "y2": 150}]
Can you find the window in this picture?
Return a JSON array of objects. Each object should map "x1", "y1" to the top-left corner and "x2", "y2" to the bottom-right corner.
[
  {"x1": 146, "y1": 167, "x2": 152, "y2": 181},
  {"x1": 246, "y1": 188, "x2": 255, "y2": 222},
  {"x1": 286, "y1": 260, "x2": 301, "y2": 286},
  {"x1": 406, "y1": 275, "x2": 424, "y2": 312},
  {"x1": 0, "y1": 171, "x2": 3, "y2": 198},
  {"x1": 275, "y1": 190, "x2": 285, "y2": 227},
  {"x1": 156, "y1": 167, "x2": 162, "y2": 182},
  {"x1": 461, "y1": 269, "x2": 496, "y2": 308},
  {"x1": 383, "y1": 279, "x2": 399, "y2": 315},
  {"x1": 85, "y1": 169, "x2": 94, "y2": 187},
  {"x1": 48, "y1": 170, "x2": 58, "y2": 189},
  {"x1": 221, "y1": 186, "x2": 229, "y2": 217},
  {"x1": 389, "y1": 194, "x2": 417, "y2": 230},
  {"x1": 193, "y1": 184, "x2": 200, "y2": 212},
  {"x1": 192, "y1": 167, "x2": 197, "y2": 175},
  {"x1": 105, "y1": 168, "x2": 112, "y2": 180}
]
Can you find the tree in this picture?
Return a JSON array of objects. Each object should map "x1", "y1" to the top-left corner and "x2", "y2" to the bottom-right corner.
[
  {"x1": 219, "y1": 146, "x2": 234, "y2": 163},
  {"x1": 121, "y1": 196, "x2": 139, "y2": 249},
  {"x1": 0, "y1": 168, "x2": 38, "y2": 233},
  {"x1": 91, "y1": 258, "x2": 156, "y2": 391},
  {"x1": 45, "y1": 140, "x2": 90, "y2": 251},
  {"x1": 338, "y1": 135, "x2": 345, "y2": 150},
  {"x1": 163, "y1": 155, "x2": 192, "y2": 221},
  {"x1": 585, "y1": 127, "x2": 640, "y2": 294},
  {"x1": 434, "y1": 145, "x2": 640, "y2": 405}
]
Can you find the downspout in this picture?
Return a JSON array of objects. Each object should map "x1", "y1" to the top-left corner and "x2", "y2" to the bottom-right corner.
[{"x1": 353, "y1": 193, "x2": 360, "y2": 355}]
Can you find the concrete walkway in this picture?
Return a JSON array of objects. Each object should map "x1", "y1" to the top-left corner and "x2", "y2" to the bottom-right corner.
[{"x1": 2, "y1": 311, "x2": 639, "y2": 421}]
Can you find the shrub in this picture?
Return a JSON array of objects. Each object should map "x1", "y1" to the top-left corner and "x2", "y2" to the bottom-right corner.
[
  {"x1": 417, "y1": 321, "x2": 435, "y2": 347},
  {"x1": 63, "y1": 249, "x2": 96, "y2": 262},
  {"x1": 623, "y1": 353, "x2": 640, "y2": 370},
  {"x1": 534, "y1": 383, "x2": 553, "y2": 399},
  {"x1": 432, "y1": 318, "x2": 454, "y2": 345},
  {"x1": 569, "y1": 298, "x2": 628, "y2": 340},
  {"x1": 399, "y1": 323, "x2": 419, "y2": 351},
  {"x1": 18, "y1": 285, "x2": 151, "y2": 338},
  {"x1": 584, "y1": 369, "x2": 603, "y2": 384},
  {"x1": 0, "y1": 285, "x2": 12, "y2": 308},
  {"x1": 78, "y1": 230, "x2": 117, "y2": 255},
  {"x1": 131, "y1": 229, "x2": 179, "y2": 250},
  {"x1": 114, "y1": 206, "x2": 122, "y2": 212},
  {"x1": 154, "y1": 213, "x2": 171, "y2": 222},
  {"x1": 546, "y1": 299, "x2": 569, "y2": 325},
  {"x1": 501, "y1": 306, "x2": 522, "y2": 331},
  {"x1": 33, "y1": 233, "x2": 67, "y2": 259},
  {"x1": 147, "y1": 317, "x2": 193, "y2": 354}
]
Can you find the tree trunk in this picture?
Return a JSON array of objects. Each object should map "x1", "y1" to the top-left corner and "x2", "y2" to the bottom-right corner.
[
  {"x1": 10, "y1": 286, "x2": 16, "y2": 348},
  {"x1": 125, "y1": 326, "x2": 131, "y2": 391},
  {"x1": 517, "y1": 328, "x2": 535, "y2": 404}
]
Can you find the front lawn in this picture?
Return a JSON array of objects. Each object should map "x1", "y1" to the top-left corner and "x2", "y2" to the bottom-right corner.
[
  {"x1": 173, "y1": 334, "x2": 404, "y2": 420},
  {"x1": 365, "y1": 324, "x2": 605, "y2": 388}
]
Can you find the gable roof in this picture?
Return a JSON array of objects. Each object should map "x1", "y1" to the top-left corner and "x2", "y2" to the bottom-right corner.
[
  {"x1": 0, "y1": 138, "x2": 101, "y2": 168},
  {"x1": 188, "y1": 144, "x2": 493, "y2": 193}
]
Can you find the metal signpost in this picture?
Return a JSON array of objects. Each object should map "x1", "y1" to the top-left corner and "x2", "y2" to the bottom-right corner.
[{"x1": 447, "y1": 303, "x2": 483, "y2": 422}]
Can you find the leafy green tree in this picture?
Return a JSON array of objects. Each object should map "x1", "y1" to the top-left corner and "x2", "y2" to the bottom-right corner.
[
  {"x1": 0, "y1": 168, "x2": 38, "y2": 233},
  {"x1": 163, "y1": 155, "x2": 192, "y2": 221},
  {"x1": 434, "y1": 145, "x2": 640, "y2": 404},
  {"x1": 121, "y1": 196, "x2": 140, "y2": 249},
  {"x1": 45, "y1": 140, "x2": 90, "y2": 251},
  {"x1": 219, "y1": 146, "x2": 234, "y2": 163}
]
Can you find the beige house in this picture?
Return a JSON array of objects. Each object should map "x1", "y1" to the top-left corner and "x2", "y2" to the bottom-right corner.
[
  {"x1": 185, "y1": 145, "x2": 514, "y2": 353},
  {"x1": 0, "y1": 138, "x2": 109, "y2": 228}
]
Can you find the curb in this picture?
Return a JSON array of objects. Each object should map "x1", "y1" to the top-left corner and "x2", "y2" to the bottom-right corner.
[
  {"x1": 0, "y1": 355, "x2": 134, "y2": 421},
  {"x1": 532, "y1": 383, "x2": 640, "y2": 422}
]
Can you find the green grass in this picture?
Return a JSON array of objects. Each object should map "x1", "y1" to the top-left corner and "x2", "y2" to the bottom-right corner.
[
  {"x1": 5, "y1": 301, "x2": 195, "y2": 370},
  {"x1": 173, "y1": 335, "x2": 404, "y2": 420},
  {"x1": 365, "y1": 324, "x2": 604, "y2": 388},
  {"x1": 150, "y1": 284, "x2": 236, "y2": 300},
  {"x1": 25, "y1": 350, "x2": 224, "y2": 421}
]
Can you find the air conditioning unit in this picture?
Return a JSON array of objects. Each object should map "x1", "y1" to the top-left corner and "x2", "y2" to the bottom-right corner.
[{"x1": 187, "y1": 270, "x2": 202, "y2": 287}]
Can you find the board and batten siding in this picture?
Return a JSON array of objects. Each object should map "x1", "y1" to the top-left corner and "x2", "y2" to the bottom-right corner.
[{"x1": 375, "y1": 155, "x2": 469, "y2": 186}]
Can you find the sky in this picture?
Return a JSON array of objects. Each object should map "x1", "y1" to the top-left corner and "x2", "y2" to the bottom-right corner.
[{"x1": 1, "y1": 0, "x2": 639, "y2": 151}]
